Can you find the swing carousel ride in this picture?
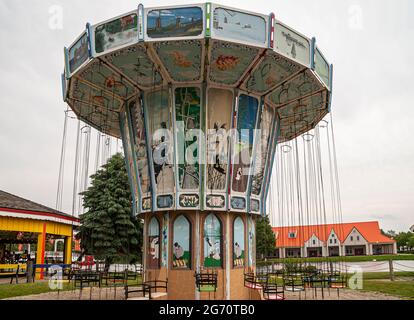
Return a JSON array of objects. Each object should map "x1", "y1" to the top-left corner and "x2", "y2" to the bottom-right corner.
[{"x1": 60, "y1": 3, "x2": 340, "y2": 300}]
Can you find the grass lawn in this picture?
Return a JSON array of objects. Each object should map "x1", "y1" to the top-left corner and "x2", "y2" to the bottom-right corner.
[
  {"x1": 361, "y1": 278, "x2": 414, "y2": 300},
  {"x1": 0, "y1": 282, "x2": 72, "y2": 300},
  {"x1": 258, "y1": 254, "x2": 414, "y2": 265}
]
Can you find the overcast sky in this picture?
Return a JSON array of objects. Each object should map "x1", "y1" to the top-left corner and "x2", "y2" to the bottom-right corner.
[{"x1": 0, "y1": 0, "x2": 413, "y2": 232}]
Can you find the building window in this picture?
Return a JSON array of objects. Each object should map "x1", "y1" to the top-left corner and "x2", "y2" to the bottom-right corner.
[
  {"x1": 313, "y1": 240, "x2": 316, "y2": 245},
  {"x1": 330, "y1": 239, "x2": 333, "y2": 244},
  {"x1": 334, "y1": 239, "x2": 337, "y2": 244},
  {"x1": 233, "y1": 217, "x2": 245, "y2": 268},
  {"x1": 204, "y1": 214, "x2": 222, "y2": 268},
  {"x1": 357, "y1": 236, "x2": 360, "y2": 241},
  {"x1": 288, "y1": 232, "x2": 296, "y2": 239},
  {"x1": 172, "y1": 215, "x2": 191, "y2": 269},
  {"x1": 148, "y1": 217, "x2": 160, "y2": 269},
  {"x1": 350, "y1": 236, "x2": 354, "y2": 241}
]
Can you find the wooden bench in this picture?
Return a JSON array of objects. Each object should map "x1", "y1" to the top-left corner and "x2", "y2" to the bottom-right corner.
[{"x1": 0, "y1": 264, "x2": 27, "y2": 284}]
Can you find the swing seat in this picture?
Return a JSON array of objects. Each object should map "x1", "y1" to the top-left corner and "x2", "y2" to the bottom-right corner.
[
  {"x1": 199, "y1": 285, "x2": 217, "y2": 293},
  {"x1": 264, "y1": 294, "x2": 285, "y2": 301}
]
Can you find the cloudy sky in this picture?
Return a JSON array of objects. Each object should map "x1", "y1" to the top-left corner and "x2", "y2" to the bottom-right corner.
[{"x1": 0, "y1": 0, "x2": 413, "y2": 232}]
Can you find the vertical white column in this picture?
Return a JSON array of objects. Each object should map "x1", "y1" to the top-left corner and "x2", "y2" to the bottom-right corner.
[
  {"x1": 195, "y1": 211, "x2": 200, "y2": 300},
  {"x1": 143, "y1": 214, "x2": 148, "y2": 282},
  {"x1": 226, "y1": 214, "x2": 231, "y2": 300}
]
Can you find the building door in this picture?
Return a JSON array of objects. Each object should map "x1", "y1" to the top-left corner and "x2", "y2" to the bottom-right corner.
[{"x1": 355, "y1": 248, "x2": 364, "y2": 256}]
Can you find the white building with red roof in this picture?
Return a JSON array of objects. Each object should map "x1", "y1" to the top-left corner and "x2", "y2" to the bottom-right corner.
[{"x1": 272, "y1": 221, "x2": 397, "y2": 258}]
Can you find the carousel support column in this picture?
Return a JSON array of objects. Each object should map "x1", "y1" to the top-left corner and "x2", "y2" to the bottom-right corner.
[
  {"x1": 36, "y1": 223, "x2": 47, "y2": 280},
  {"x1": 225, "y1": 213, "x2": 231, "y2": 300},
  {"x1": 195, "y1": 210, "x2": 201, "y2": 300}
]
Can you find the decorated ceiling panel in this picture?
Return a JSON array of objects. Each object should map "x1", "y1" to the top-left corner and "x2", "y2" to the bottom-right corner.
[
  {"x1": 69, "y1": 78, "x2": 123, "y2": 112},
  {"x1": 76, "y1": 60, "x2": 136, "y2": 99},
  {"x1": 209, "y1": 41, "x2": 260, "y2": 86},
  {"x1": 103, "y1": 45, "x2": 163, "y2": 88},
  {"x1": 277, "y1": 90, "x2": 328, "y2": 119},
  {"x1": 242, "y1": 52, "x2": 303, "y2": 94},
  {"x1": 67, "y1": 99, "x2": 120, "y2": 138},
  {"x1": 268, "y1": 69, "x2": 325, "y2": 107},
  {"x1": 278, "y1": 109, "x2": 327, "y2": 143},
  {"x1": 153, "y1": 40, "x2": 203, "y2": 82}
]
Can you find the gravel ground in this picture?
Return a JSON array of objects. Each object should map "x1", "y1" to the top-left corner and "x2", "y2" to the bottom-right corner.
[{"x1": 4, "y1": 287, "x2": 402, "y2": 301}]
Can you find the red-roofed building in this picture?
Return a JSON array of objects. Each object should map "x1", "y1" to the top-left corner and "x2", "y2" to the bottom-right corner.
[{"x1": 272, "y1": 221, "x2": 397, "y2": 258}]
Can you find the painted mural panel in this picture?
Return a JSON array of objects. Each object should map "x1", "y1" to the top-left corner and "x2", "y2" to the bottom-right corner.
[
  {"x1": 175, "y1": 87, "x2": 201, "y2": 191},
  {"x1": 104, "y1": 45, "x2": 162, "y2": 88},
  {"x1": 204, "y1": 214, "x2": 222, "y2": 268},
  {"x1": 154, "y1": 40, "x2": 202, "y2": 82},
  {"x1": 213, "y1": 8, "x2": 266, "y2": 46},
  {"x1": 251, "y1": 105, "x2": 274, "y2": 196},
  {"x1": 244, "y1": 54, "x2": 302, "y2": 93},
  {"x1": 148, "y1": 217, "x2": 160, "y2": 269},
  {"x1": 173, "y1": 215, "x2": 191, "y2": 269},
  {"x1": 69, "y1": 32, "x2": 89, "y2": 74},
  {"x1": 147, "y1": 7, "x2": 203, "y2": 38},
  {"x1": 210, "y1": 42, "x2": 260, "y2": 86},
  {"x1": 275, "y1": 23, "x2": 310, "y2": 66},
  {"x1": 95, "y1": 13, "x2": 138, "y2": 54},
  {"x1": 232, "y1": 95, "x2": 259, "y2": 194},
  {"x1": 146, "y1": 90, "x2": 174, "y2": 194},
  {"x1": 314, "y1": 48, "x2": 330, "y2": 87},
  {"x1": 233, "y1": 217, "x2": 245, "y2": 267},
  {"x1": 129, "y1": 97, "x2": 151, "y2": 200},
  {"x1": 120, "y1": 111, "x2": 139, "y2": 206},
  {"x1": 206, "y1": 88, "x2": 233, "y2": 192}
]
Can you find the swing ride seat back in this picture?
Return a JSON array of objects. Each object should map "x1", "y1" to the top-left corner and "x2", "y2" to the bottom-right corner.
[
  {"x1": 262, "y1": 283, "x2": 285, "y2": 301},
  {"x1": 283, "y1": 274, "x2": 305, "y2": 292},
  {"x1": 195, "y1": 272, "x2": 218, "y2": 293},
  {"x1": 328, "y1": 274, "x2": 348, "y2": 289},
  {"x1": 73, "y1": 270, "x2": 101, "y2": 289},
  {"x1": 125, "y1": 282, "x2": 152, "y2": 300},
  {"x1": 244, "y1": 273, "x2": 263, "y2": 290},
  {"x1": 62, "y1": 2, "x2": 333, "y2": 217}
]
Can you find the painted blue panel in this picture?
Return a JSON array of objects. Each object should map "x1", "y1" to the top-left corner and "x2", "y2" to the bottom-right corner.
[
  {"x1": 232, "y1": 95, "x2": 259, "y2": 194},
  {"x1": 68, "y1": 32, "x2": 89, "y2": 74},
  {"x1": 147, "y1": 7, "x2": 203, "y2": 38}
]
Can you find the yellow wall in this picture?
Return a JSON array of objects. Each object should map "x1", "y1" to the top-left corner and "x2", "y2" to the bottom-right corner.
[{"x1": 0, "y1": 216, "x2": 74, "y2": 237}]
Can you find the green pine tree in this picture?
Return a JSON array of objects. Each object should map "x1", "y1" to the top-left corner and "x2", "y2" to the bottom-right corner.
[
  {"x1": 78, "y1": 153, "x2": 143, "y2": 269},
  {"x1": 256, "y1": 215, "x2": 276, "y2": 260}
]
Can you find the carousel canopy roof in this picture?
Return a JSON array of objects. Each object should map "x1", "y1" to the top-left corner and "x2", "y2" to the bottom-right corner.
[{"x1": 63, "y1": 3, "x2": 332, "y2": 143}]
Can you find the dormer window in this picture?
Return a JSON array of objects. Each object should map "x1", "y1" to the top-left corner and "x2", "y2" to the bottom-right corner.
[{"x1": 288, "y1": 232, "x2": 296, "y2": 239}]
